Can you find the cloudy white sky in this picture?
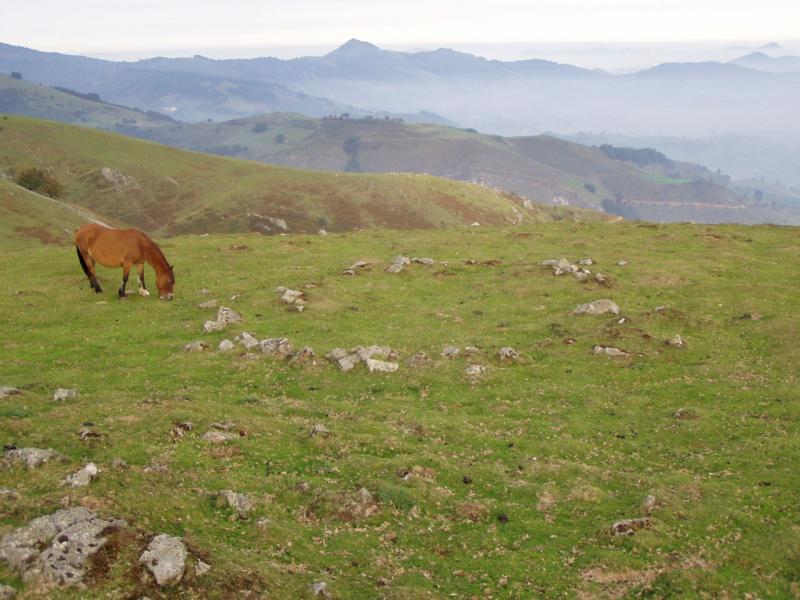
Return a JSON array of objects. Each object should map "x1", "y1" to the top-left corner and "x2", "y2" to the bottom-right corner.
[{"x1": 1, "y1": 0, "x2": 798, "y2": 64}]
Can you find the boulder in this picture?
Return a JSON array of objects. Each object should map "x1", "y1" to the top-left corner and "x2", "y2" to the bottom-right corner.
[
  {"x1": 355, "y1": 345, "x2": 391, "y2": 361},
  {"x1": 593, "y1": 345, "x2": 629, "y2": 357},
  {"x1": 579, "y1": 258, "x2": 594, "y2": 266},
  {"x1": 365, "y1": 359, "x2": 399, "y2": 373},
  {"x1": 572, "y1": 299, "x2": 620, "y2": 316},
  {"x1": 337, "y1": 354, "x2": 362, "y2": 372},
  {"x1": 442, "y1": 345, "x2": 461, "y2": 359},
  {"x1": 0, "y1": 387, "x2": 21, "y2": 399},
  {"x1": 53, "y1": 388, "x2": 77, "y2": 402},
  {"x1": 280, "y1": 289, "x2": 305, "y2": 305},
  {"x1": 139, "y1": 534, "x2": 187, "y2": 587},
  {"x1": 183, "y1": 341, "x2": 209, "y2": 353},
  {"x1": 235, "y1": 332, "x2": 260, "y2": 350},
  {"x1": 218, "y1": 339, "x2": 235, "y2": 352},
  {"x1": 259, "y1": 338, "x2": 292, "y2": 356},
  {"x1": 0, "y1": 507, "x2": 126, "y2": 588},
  {"x1": 5, "y1": 448, "x2": 63, "y2": 469},
  {"x1": 610, "y1": 517, "x2": 652, "y2": 536},
  {"x1": 498, "y1": 347, "x2": 519, "y2": 361},
  {"x1": 326, "y1": 348, "x2": 349, "y2": 362},
  {"x1": 62, "y1": 463, "x2": 99, "y2": 488},
  {"x1": 216, "y1": 490, "x2": 255, "y2": 519}
]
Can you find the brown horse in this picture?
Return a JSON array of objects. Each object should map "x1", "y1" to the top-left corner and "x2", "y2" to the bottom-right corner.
[{"x1": 74, "y1": 224, "x2": 175, "y2": 300}]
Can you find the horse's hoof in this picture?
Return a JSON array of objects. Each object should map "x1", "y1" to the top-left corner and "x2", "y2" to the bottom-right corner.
[{"x1": 138, "y1": 288, "x2": 150, "y2": 297}]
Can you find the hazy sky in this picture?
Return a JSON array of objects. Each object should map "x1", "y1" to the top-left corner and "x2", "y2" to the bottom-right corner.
[{"x1": 2, "y1": 0, "x2": 798, "y2": 61}]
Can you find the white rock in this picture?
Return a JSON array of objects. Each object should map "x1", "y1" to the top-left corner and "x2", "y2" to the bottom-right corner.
[
  {"x1": 572, "y1": 299, "x2": 620, "y2": 316},
  {"x1": 62, "y1": 463, "x2": 99, "y2": 488},
  {"x1": 593, "y1": 345, "x2": 629, "y2": 357},
  {"x1": 218, "y1": 339, "x2": 235, "y2": 352},
  {"x1": 465, "y1": 364, "x2": 487, "y2": 377},
  {"x1": 0, "y1": 386, "x2": 21, "y2": 399},
  {"x1": 53, "y1": 388, "x2": 77, "y2": 402},
  {"x1": 183, "y1": 341, "x2": 209, "y2": 352},
  {"x1": 498, "y1": 347, "x2": 519, "y2": 361},
  {"x1": 259, "y1": 337, "x2": 292, "y2": 356},
  {"x1": 337, "y1": 354, "x2": 362, "y2": 372},
  {"x1": 235, "y1": 332, "x2": 260, "y2": 350},
  {"x1": 139, "y1": 534, "x2": 187, "y2": 587},
  {"x1": 365, "y1": 359, "x2": 399, "y2": 373}
]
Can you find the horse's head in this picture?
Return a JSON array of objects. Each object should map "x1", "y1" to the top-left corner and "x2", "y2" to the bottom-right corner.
[{"x1": 157, "y1": 265, "x2": 175, "y2": 300}]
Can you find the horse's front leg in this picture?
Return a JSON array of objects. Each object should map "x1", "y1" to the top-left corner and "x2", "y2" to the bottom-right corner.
[
  {"x1": 119, "y1": 264, "x2": 132, "y2": 299},
  {"x1": 136, "y1": 263, "x2": 150, "y2": 297}
]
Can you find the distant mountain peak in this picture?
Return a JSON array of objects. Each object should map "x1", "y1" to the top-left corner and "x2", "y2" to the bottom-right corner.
[
  {"x1": 327, "y1": 39, "x2": 380, "y2": 56},
  {"x1": 759, "y1": 42, "x2": 783, "y2": 50}
]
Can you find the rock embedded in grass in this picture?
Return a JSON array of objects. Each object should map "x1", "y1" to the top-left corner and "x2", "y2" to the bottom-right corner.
[
  {"x1": 234, "y1": 332, "x2": 260, "y2": 350},
  {"x1": 572, "y1": 299, "x2": 620, "y2": 316},
  {"x1": 202, "y1": 430, "x2": 238, "y2": 444},
  {"x1": 259, "y1": 337, "x2": 292, "y2": 356},
  {"x1": 593, "y1": 345, "x2": 629, "y2": 357},
  {"x1": 0, "y1": 507, "x2": 126, "y2": 589},
  {"x1": 326, "y1": 348, "x2": 349, "y2": 362},
  {"x1": 140, "y1": 534, "x2": 187, "y2": 587},
  {"x1": 0, "y1": 583, "x2": 14, "y2": 598},
  {"x1": 197, "y1": 299, "x2": 218, "y2": 309},
  {"x1": 665, "y1": 334, "x2": 685, "y2": 348},
  {"x1": 337, "y1": 354, "x2": 362, "y2": 372},
  {"x1": 498, "y1": 347, "x2": 519, "y2": 361},
  {"x1": 218, "y1": 339, "x2": 235, "y2": 352},
  {"x1": 53, "y1": 388, "x2": 77, "y2": 402},
  {"x1": 442, "y1": 345, "x2": 461, "y2": 359},
  {"x1": 0, "y1": 386, "x2": 21, "y2": 399},
  {"x1": 5, "y1": 448, "x2": 63, "y2": 469},
  {"x1": 365, "y1": 358, "x2": 399, "y2": 373},
  {"x1": 62, "y1": 463, "x2": 99, "y2": 488},
  {"x1": 406, "y1": 351, "x2": 430, "y2": 368},
  {"x1": 355, "y1": 345, "x2": 392, "y2": 361},
  {"x1": 215, "y1": 490, "x2": 256, "y2": 519},
  {"x1": 465, "y1": 364, "x2": 487, "y2": 377},
  {"x1": 610, "y1": 517, "x2": 653, "y2": 536},
  {"x1": 183, "y1": 341, "x2": 209, "y2": 353}
]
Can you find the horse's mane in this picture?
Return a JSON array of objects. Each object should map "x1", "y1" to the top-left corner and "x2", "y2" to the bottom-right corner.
[{"x1": 139, "y1": 229, "x2": 170, "y2": 270}]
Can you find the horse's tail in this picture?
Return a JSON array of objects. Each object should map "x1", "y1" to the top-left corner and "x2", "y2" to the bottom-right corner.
[{"x1": 76, "y1": 245, "x2": 91, "y2": 278}]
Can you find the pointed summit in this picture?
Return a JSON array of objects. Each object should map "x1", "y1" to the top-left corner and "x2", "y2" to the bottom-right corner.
[{"x1": 326, "y1": 39, "x2": 381, "y2": 57}]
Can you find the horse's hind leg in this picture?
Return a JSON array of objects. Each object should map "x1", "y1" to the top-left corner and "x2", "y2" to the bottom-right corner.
[
  {"x1": 136, "y1": 263, "x2": 150, "y2": 297},
  {"x1": 76, "y1": 246, "x2": 102, "y2": 293},
  {"x1": 118, "y1": 263, "x2": 132, "y2": 299}
]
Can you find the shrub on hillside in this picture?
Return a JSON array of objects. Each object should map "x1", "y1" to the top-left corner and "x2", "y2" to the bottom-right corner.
[
  {"x1": 10, "y1": 71, "x2": 22, "y2": 80},
  {"x1": 274, "y1": 133, "x2": 286, "y2": 144},
  {"x1": 252, "y1": 122, "x2": 268, "y2": 134},
  {"x1": 584, "y1": 183, "x2": 597, "y2": 194},
  {"x1": 14, "y1": 167, "x2": 64, "y2": 198}
]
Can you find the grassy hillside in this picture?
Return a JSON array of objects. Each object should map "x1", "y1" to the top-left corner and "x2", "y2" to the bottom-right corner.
[
  {"x1": 0, "y1": 178, "x2": 113, "y2": 249},
  {"x1": 0, "y1": 74, "x2": 172, "y2": 129},
  {"x1": 0, "y1": 116, "x2": 607, "y2": 236},
  {"x1": 0, "y1": 218, "x2": 798, "y2": 598},
  {"x1": 124, "y1": 113, "x2": 798, "y2": 225}
]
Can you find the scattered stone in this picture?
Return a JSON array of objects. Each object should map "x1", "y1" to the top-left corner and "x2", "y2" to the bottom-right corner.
[
  {"x1": 341, "y1": 269, "x2": 357, "y2": 276},
  {"x1": 617, "y1": 260, "x2": 628, "y2": 266},
  {"x1": 579, "y1": 258, "x2": 593, "y2": 266},
  {"x1": 0, "y1": 583, "x2": 14, "y2": 599},
  {"x1": 0, "y1": 488, "x2": 20, "y2": 501},
  {"x1": 356, "y1": 345, "x2": 391, "y2": 361},
  {"x1": 259, "y1": 337, "x2": 292, "y2": 357},
  {"x1": 0, "y1": 386, "x2": 21, "y2": 399},
  {"x1": 309, "y1": 424, "x2": 331, "y2": 438},
  {"x1": 574, "y1": 271, "x2": 589, "y2": 282},
  {"x1": 197, "y1": 299, "x2": 218, "y2": 309},
  {"x1": 143, "y1": 463, "x2": 170, "y2": 475},
  {"x1": 62, "y1": 463, "x2": 99, "y2": 488},
  {"x1": 235, "y1": 332, "x2": 260, "y2": 350},
  {"x1": 215, "y1": 490, "x2": 255, "y2": 519},
  {"x1": 563, "y1": 338, "x2": 577, "y2": 345},
  {"x1": 5, "y1": 448, "x2": 63, "y2": 469},
  {"x1": 412, "y1": 257, "x2": 434, "y2": 265},
  {"x1": 593, "y1": 345, "x2": 629, "y2": 357},
  {"x1": 0, "y1": 507, "x2": 126, "y2": 588},
  {"x1": 464, "y1": 345, "x2": 481, "y2": 355},
  {"x1": 365, "y1": 359, "x2": 399, "y2": 373},
  {"x1": 318, "y1": 229, "x2": 328, "y2": 236},
  {"x1": 737, "y1": 312, "x2": 762, "y2": 321},
  {"x1": 326, "y1": 348, "x2": 349, "y2": 362},
  {"x1": 594, "y1": 272, "x2": 607, "y2": 284},
  {"x1": 498, "y1": 347, "x2": 519, "y2": 361},
  {"x1": 140, "y1": 534, "x2": 187, "y2": 587},
  {"x1": 195, "y1": 560, "x2": 211, "y2": 576},
  {"x1": 170, "y1": 422, "x2": 193, "y2": 439},
  {"x1": 78, "y1": 428, "x2": 103, "y2": 442},
  {"x1": 465, "y1": 364, "x2": 487, "y2": 377},
  {"x1": 53, "y1": 388, "x2": 77, "y2": 402},
  {"x1": 291, "y1": 346, "x2": 316, "y2": 362},
  {"x1": 202, "y1": 430, "x2": 238, "y2": 444},
  {"x1": 311, "y1": 581, "x2": 330, "y2": 598},
  {"x1": 280, "y1": 289, "x2": 306, "y2": 305},
  {"x1": 643, "y1": 495, "x2": 657, "y2": 514},
  {"x1": 216, "y1": 340, "x2": 234, "y2": 353},
  {"x1": 183, "y1": 341, "x2": 209, "y2": 353},
  {"x1": 348, "y1": 260, "x2": 368, "y2": 270},
  {"x1": 610, "y1": 517, "x2": 652, "y2": 536},
  {"x1": 111, "y1": 458, "x2": 128, "y2": 470},
  {"x1": 385, "y1": 256, "x2": 410, "y2": 273},
  {"x1": 406, "y1": 351, "x2": 430, "y2": 368},
  {"x1": 665, "y1": 334, "x2": 685, "y2": 348},
  {"x1": 572, "y1": 299, "x2": 620, "y2": 316},
  {"x1": 442, "y1": 345, "x2": 461, "y2": 359},
  {"x1": 337, "y1": 353, "x2": 362, "y2": 372},
  {"x1": 198, "y1": 288, "x2": 212, "y2": 295},
  {"x1": 673, "y1": 407, "x2": 697, "y2": 420},
  {"x1": 203, "y1": 306, "x2": 242, "y2": 332}
]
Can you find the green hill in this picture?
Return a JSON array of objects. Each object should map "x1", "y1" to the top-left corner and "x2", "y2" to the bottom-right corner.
[
  {"x1": 0, "y1": 219, "x2": 798, "y2": 598},
  {"x1": 0, "y1": 116, "x2": 608, "y2": 237},
  {"x1": 124, "y1": 113, "x2": 799, "y2": 224}
]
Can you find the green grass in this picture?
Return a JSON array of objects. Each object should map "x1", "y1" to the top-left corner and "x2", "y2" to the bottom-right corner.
[{"x1": 1, "y1": 221, "x2": 799, "y2": 598}]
